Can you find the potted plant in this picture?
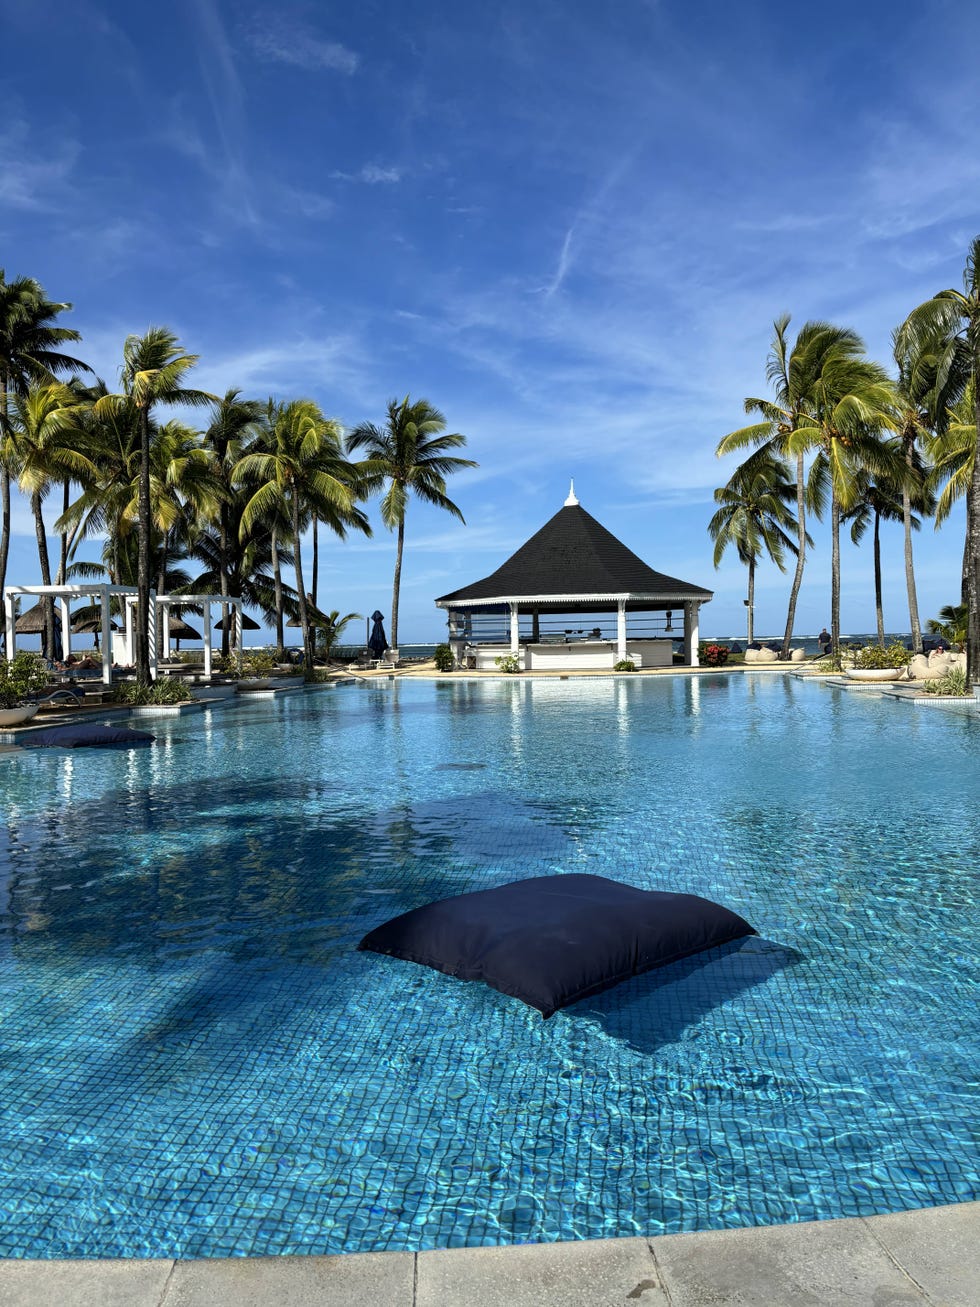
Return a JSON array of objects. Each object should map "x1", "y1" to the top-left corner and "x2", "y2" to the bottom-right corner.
[
  {"x1": 433, "y1": 643, "x2": 455, "y2": 672},
  {"x1": 0, "y1": 652, "x2": 49, "y2": 725},
  {"x1": 494, "y1": 653, "x2": 522, "y2": 674},
  {"x1": 845, "y1": 642, "x2": 912, "y2": 682}
]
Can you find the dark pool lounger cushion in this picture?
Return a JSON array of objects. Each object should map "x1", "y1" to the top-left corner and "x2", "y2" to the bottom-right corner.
[
  {"x1": 358, "y1": 873, "x2": 755, "y2": 1017},
  {"x1": 23, "y1": 723, "x2": 155, "y2": 748}
]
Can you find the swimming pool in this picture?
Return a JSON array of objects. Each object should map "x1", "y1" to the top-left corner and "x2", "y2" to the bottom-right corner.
[{"x1": 0, "y1": 674, "x2": 978, "y2": 1258}]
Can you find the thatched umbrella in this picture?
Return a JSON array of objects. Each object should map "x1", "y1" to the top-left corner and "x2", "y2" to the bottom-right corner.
[
  {"x1": 71, "y1": 607, "x2": 120, "y2": 648},
  {"x1": 214, "y1": 612, "x2": 260, "y2": 631},
  {"x1": 166, "y1": 615, "x2": 201, "y2": 651},
  {"x1": 14, "y1": 603, "x2": 46, "y2": 635}
]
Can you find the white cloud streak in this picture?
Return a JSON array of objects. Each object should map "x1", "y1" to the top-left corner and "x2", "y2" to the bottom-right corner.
[{"x1": 245, "y1": 17, "x2": 358, "y2": 73}]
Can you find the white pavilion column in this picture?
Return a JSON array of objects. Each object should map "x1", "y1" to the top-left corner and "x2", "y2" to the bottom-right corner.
[
  {"x1": 203, "y1": 601, "x2": 213, "y2": 678},
  {"x1": 5, "y1": 592, "x2": 16, "y2": 662},
  {"x1": 100, "y1": 586, "x2": 112, "y2": 686},
  {"x1": 684, "y1": 601, "x2": 700, "y2": 666},
  {"x1": 509, "y1": 602, "x2": 520, "y2": 655},
  {"x1": 124, "y1": 596, "x2": 135, "y2": 667},
  {"x1": 161, "y1": 603, "x2": 171, "y2": 660},
  {"x1": 616, "y1": 599, "x2": 627, "y2": 661},
  {"x1": 60, "y1": 598, "x2": 71, "y2": 661},
  {"x1": 149, "y1": 589, "x2": 158, "y2": 680}
]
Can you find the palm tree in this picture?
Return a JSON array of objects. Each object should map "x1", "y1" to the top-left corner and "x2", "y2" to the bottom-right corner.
[
  {"x1": 95, "y1": 329, "x2": 213, "y2": 682},
  {"x1": 927, "y1": 603, "x2": 967, "y2": 645},
  {"x1": 898, "y1": 236, "x2": 980, "y2": 680},
  {"x1": 717, "y1": 318, "x2": 863, "y2": 657},
  {"x1": 929, "y1": 381, "x2": 976, "y2": 528},
  {"x1": 888, "y1": 333, "x2": 939, "y2": 653},
  {"x1": 316, "y1": 609, "x2": 362, "y2": 661},
  {"x1": 148, "y1": 420, "x2": 224, "y2": 598},
  {"x1": 4, "y1": 382, "x2": 94, "y2": 655},
  {"x1": 201, "y1": 390, "x2": 265, "y2": 655},
  {"x1": 0, "y1": 271, "x2": 88, "y2": 620},
  {"x1": 57, "y1": 379, "x2": 141, "y2": 585},
  {"x1": 347, "y1": 396, "x2": 476, "y2": 649},
  {"x1": 845, "y1": 461, "x2": 930, "y2": 647},
  {"x1": 234, "y1": 399, "x2": 367, "y2": 671},
  {"x1": 791, "y1": 346, "x2": 899, "y2": 660},
  {"x1": 708, "y1": 453, "x2": 801, "y2": 644}
]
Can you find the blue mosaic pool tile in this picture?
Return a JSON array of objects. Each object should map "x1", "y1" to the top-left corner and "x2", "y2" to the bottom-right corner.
[{"x1": 0, "y1": 676, "x2": 979, "y2": 1256}]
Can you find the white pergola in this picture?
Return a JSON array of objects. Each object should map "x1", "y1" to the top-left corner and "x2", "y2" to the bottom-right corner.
[{"x1": 4, "y1": 585, "x2": 248, "y2": 682}]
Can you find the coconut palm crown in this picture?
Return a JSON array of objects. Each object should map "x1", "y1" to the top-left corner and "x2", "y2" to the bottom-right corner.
[
  {"x1": 898, "y1": 236, "x2": 980, "y2": 680},
  {"x1": 346, "y1": 396, "x2": 476, "y2": 649}
]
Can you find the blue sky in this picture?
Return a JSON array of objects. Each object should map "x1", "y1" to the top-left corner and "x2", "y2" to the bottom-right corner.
[{"x1": 3, "y1": 0, "x2": 979, "y2": 643}]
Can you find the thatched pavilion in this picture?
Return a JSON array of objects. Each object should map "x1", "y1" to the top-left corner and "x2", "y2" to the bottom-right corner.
[{"x1": 435, "y1": 485, "x2": 713, "y2": 670}]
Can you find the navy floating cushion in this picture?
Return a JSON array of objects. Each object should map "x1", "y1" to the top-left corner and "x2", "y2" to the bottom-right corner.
[
  {"x1": 23, "y1": 723, "x2": 155, "y2": 749},
  {"x1": 358, "y1": 873, "x2": 755, "y2": 1017}
]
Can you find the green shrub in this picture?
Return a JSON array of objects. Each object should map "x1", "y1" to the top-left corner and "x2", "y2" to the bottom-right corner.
[
  {"x1": 433, "y1": 643, "x2": 456, "y2": 672},
  {"x1": 241, "y1": 650, "x2": 277, "y2": 676},
  {"x1": 921, "y1": 666, "x2": 969, "y2": 696},
  {"x1": 112, "y1": 676, "x2": 192, "y2": 706},
  {"x1": 613, "y1": 659, "x2": 636, "y2": 672},
  {"x1": 0, "y1": 652, "x2": 49, "y2": 708},
  {"x1": 854, "y1": 642, "x2": 911, "y2": 670},
  {"x1": 494, "y1": 653, "x2": 522, "y2": 674}
]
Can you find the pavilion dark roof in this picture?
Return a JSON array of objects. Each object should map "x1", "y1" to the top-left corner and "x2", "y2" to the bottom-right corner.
[{"x1": 436, "y1": 504, "x2": 713, "y2": 605}]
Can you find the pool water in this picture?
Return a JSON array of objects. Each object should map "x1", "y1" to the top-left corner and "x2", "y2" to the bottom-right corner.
[{"x1": 1, "y1": 674, "x2": 978, "y2": 1258}]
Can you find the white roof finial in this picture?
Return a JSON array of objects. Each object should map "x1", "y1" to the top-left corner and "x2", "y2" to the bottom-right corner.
[{"x1": 564, "y1": 478, "x2": 579, "y2": 507}]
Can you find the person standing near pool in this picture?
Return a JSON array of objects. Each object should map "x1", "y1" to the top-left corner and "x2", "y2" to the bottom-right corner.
[{"x1": 818, "y1": 627, "x2": 831, "y2": 654}]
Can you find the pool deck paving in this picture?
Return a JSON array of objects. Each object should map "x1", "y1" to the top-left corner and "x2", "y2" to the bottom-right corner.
[{"x1": 1, "y1": 1201, "x2": 977, "y2": 1306}]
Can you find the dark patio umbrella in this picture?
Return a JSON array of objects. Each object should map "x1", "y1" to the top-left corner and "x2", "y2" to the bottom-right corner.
[{"x1": 368, "y1": 610, "x2": 388, "y2": 657}]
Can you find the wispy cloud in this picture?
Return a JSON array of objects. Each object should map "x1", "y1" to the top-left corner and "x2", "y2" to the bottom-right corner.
[
  {"x1": 330, "y1": 163, "x2": 403, "y2": 185},
  {"x1": 0, "y1": 121, "x2": 79, "y2": 211},
  {"x1": 542, "y1": 227, "x2": 575, "y2": 298},
  {"x1": 184, "y1": 0, "x2": 259, "y2": 226},
  {"x1": 245, "y1": 16, "x2": 358, "y2": 73}
]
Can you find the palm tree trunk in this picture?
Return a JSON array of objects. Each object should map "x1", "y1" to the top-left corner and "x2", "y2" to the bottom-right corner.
[
  {"x1": 873, "y1": 511, "x2": 885, "y2": 646},
  {"x1": 831, "y1": 495, "x2": 841, "y2": 662},
  {"x1": 135, "y1": 406, "x2": 152, "y2": 683},
  {"x1": 0, "y1": 466, "x2": 9, "y2": 649},
  {"x1": 746, "y1": 556, "x2": 755, "y2": 645},
  {"x1": 219, "y1": 504, "x2": 230, "y2": 658},
  {"x1": 58, "y1": 478, "x2": 69, "y2": 585},
  {"x1": 291, "y1": 493, "x2": 311, "y2": 672},
  {"x1": 30, "y1": 491, "x2": 55, "y2": 659},
  {"x1": 311, "y1": 514, "x2": 319, "y2": 609},
  {"x1": 781, "y1": 452, "x2": 806, "y2": 658},
  {"x1": 271, "y1": 527, "x2": 284, "y2": 651},
  {"x1": 157, "y1": 534, "x2": 168, "y2": 597},
  {"x1": 969, "y1": 337, "x2": 980, "y2": 684},
  {"x1": 902, "y1": 440, "x2": 922, "y2": 654},
  {"x1": 0, "y1": 367, "x2": 11, "y2": 647},
  {"x1": 391, "y1": 516, "x2": 405, "y2": 650}
]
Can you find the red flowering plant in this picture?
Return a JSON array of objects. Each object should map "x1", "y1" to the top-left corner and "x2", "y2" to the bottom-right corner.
[{"x1": 699, "y1": 643, "x2": 730, "y2": 667}]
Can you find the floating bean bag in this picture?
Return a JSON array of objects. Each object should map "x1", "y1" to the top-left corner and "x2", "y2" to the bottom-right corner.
[
  {"x1": 22, "y1": 723, "x2": 155, "y2": 749},
  {"x1": 358, "y1": 874, "x2": 755, "y2": 1018}
]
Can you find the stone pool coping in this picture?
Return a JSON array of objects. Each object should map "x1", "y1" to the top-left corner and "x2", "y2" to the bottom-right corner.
[{"x1": 1, "y1": 1201, "x2": 976, "y2": 1305}]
